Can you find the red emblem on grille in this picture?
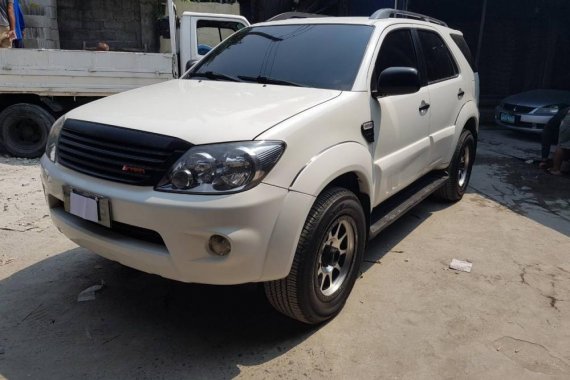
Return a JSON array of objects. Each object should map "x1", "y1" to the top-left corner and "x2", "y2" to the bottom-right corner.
[{"x1": 122, "y1": 165, "x2": 146, "y2": 175}]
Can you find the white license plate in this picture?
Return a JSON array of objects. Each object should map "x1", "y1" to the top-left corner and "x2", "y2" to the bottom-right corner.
[
  {"x1": 500, "y1": 113, "x2": 516, "y2": 124},
  {"x1": 64, "y1": 187, "x2": 111, "y2": 227},
  {"x1": 70, "y1": 192, "x2": 99, "y2": 223}
]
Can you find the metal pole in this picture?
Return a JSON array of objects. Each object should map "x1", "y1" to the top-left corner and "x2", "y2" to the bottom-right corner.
[
  {"x1": 167, "y1": 0, "x2": 178, "y2": 77},
  {"x1": 475, "y1": 0, "x2": 488, "y2": 68}
]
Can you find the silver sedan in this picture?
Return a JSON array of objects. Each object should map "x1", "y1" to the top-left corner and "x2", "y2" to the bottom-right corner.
[{"x1": 495, "y1": 90, "x2": 570, "y2": 134}]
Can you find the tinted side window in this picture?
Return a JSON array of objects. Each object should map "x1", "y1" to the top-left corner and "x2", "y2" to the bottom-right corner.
[
  {"x1": 418, "y1": 30, "x2": 458, "y2": 83},
  {"x1": 373, "y1": 29, "x2": 418, "y2": 88},
  {"x1": 450, "y1": 34, "x2": 477, "y2": 72}
]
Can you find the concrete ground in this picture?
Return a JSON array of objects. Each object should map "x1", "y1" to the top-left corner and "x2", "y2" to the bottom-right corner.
[{"x1": 0, "y1": 126, "x2": 569, "y2": 379}]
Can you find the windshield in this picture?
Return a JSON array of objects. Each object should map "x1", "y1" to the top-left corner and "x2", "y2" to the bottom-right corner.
[{"x1": 187, "y1": 24, "x2": 374, "y2": 91}]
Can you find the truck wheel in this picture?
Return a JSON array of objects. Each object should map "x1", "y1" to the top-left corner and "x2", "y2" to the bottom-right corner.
[
  {"x1": 264, "y1": 187, "x2": 366, "y2": 324},
  {"x1": 435, "y1": 129, "x2": 475, "y2": 202},
  {"x1": 0, "y1": 103, "x2": 55, "y2": 158}
]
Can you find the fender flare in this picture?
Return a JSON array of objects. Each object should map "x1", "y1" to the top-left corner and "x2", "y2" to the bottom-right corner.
[
  {"x1": 260, "y1": 142, "x2": 373, "y2": 281},
  {"x1": 289, "y1": 141, "x2": 373, "y2": 200},
  {"x1": 446, "y1": 101, "x2": 479, "y2": 163}
]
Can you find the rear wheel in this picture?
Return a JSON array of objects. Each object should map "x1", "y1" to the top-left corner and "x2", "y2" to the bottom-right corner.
[
  {"x1": 435, "y1": 129, "x2": 476, "y2": 202},
  {"x1": 0, "y1": 103, "x2": 55, "y2": 158},
  {"x1": 264, "y1": 187, "x2": 366, "y2": 324}
]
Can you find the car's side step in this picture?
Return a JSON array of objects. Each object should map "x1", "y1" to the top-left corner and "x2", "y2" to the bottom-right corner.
[{"x1": 369, "y1": 171, "x2": 448, "y2": 240}]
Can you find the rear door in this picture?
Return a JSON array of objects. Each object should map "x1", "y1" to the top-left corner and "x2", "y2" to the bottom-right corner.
[
  {"x1": 371, "y1": 27, "x2": 431, "y2": 205},
  {"x1": 415, "y1": 28, "x2": 467, "y2": 168}
]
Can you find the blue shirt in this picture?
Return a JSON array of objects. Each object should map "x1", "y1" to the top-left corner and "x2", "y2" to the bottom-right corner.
[{"x1": 14, "y1": 0, "x2": 24, "y2": 39}]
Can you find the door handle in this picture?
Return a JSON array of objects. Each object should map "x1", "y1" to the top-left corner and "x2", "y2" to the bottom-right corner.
[
  {"x1": 419, "y1": 100, "x2": 430, "y2": 114},
  {"x1": 458, "y1": 89, "x2": 465, "y2": 99}
]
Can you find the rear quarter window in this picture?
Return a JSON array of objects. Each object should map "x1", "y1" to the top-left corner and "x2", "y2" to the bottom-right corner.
[{"x1": 450, "y1": 34, "x2": 477, "y2": 73}]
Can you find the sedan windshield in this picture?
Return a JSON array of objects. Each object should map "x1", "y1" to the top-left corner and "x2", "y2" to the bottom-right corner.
[{"x1": 187, "y1": 24, "x2": 374, "y2": 91}]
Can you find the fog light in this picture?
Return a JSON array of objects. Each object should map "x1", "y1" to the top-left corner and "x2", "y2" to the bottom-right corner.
[{"x1": 209, "y1": 235, "x2": 231, "y2": 256}]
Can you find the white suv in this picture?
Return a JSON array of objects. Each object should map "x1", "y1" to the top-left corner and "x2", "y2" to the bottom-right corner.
[{"x1": 41, "y1": 10, "x2": 479, "y2": 324}]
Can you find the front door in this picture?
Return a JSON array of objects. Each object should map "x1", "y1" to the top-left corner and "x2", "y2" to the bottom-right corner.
[{"x1": 370, "y1": 27, "x2": 431, "y2": 206}]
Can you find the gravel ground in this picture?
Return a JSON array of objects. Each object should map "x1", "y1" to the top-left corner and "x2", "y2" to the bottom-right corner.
[{"x1": 0, "y1": 128, "x2": 569, "y2": 379}]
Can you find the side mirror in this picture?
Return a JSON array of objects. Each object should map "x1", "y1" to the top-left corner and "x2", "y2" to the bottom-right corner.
[
  {"x1": 375, "y1": 67, "x2": 420, "y2": 98},
  {"x1": 185, "y1": 59, "x2": 198, "y2": 71}
]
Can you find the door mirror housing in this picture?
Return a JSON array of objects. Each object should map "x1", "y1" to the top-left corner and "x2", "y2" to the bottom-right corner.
[
  {"x1": 374, "y1": 67, "x2": 421, "y2": 98},
  {"x1": 185, "y1": 59, "x2": 199, "y2": 71}
]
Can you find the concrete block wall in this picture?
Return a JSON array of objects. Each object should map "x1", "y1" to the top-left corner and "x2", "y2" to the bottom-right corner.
[
  {"x1": 56, "y1": 0, "x2": 160, "y2": 51},
  {"x1": 20, "y1": 0, "x2": 60, "y2": 49},
  {"x1": 16, "y1": 1, "x2": 239, "y2": 51}
]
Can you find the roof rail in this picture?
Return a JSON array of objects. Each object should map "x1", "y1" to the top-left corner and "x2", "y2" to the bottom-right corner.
[
  {"x1": 267, "y1": 12, "x2": 327, "y2": 22},
  {"x1": 370, "y1": 8, "x2": 448, "y2": 27}
]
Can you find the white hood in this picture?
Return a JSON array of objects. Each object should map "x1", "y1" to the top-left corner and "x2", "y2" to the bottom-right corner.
[{"x1": 66, "y1": 79, "x2": 341, "y2": 145}]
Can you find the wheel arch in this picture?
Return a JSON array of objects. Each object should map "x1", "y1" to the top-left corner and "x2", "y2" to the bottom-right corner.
[
  {"x1": 463, "y1": 116, "x2": 478, "y2": 140},
  {"x1": 0, "y1": 94, "x2": 100, "y2": 118},
  {"x1": 323, "y1": 172, "x2": 371, "y2": 233},
  {"x1": 0, "y1": 94, "x2": 58, "y2": 115}
]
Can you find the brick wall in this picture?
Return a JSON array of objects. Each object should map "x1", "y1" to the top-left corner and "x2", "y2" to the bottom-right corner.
[{"x1": 57, "y1": 0, "x2": 160, "y2": 51}]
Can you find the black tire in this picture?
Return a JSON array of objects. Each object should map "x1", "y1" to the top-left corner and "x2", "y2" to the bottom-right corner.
[
  {"x1": 435, "y1": 129, "x2": 476, "y2": 202},
  {"x1": 0, "y1": 103, "x2": 55, "y2": 158},
  {"x1": 264, "y1": 187, "x2": 366, "y2": 324}
]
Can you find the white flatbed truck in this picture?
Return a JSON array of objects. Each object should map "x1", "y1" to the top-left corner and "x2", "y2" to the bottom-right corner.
[{"x1": 0, "y1": 0, "x2": 248, "y2": 157}]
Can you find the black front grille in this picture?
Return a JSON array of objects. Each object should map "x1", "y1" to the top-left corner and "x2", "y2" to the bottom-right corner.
[
  {"x1": 503, "y1": 103, "x2": 535, "y2": 113},
  {"x1": 57, "y1": 119, "x2": 192, "y2": 186}
]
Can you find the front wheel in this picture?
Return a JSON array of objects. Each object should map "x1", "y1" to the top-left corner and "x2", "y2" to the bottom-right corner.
[
  {"x1": 435, "y1": 129, "x2": 476, "y2": 202},
  {"x1": 0, "y1": 103, "x2": 55, "y2": 158},
  {"x1": 264, "y1": 187, "x2": 366, "y2": 324}
]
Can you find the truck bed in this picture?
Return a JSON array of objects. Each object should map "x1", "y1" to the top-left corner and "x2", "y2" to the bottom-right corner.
[{"x1": 0, "y1": 49, "x2": 175, "y2": 97}]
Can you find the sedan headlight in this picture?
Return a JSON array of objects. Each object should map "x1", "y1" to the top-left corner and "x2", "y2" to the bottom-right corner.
[
  {"x1": 155, "y1": 141, "x2": 285, "y2": 194},
  {"x1": 535, "y1": 104, "x2": 560, "y2": 114},
  {"x1": 45, "y1": 116, "x2": 65, "y2": 162}
]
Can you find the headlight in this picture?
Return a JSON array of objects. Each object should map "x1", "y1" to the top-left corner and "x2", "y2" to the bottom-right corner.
[
  {"x1": 45, "y1": 116, "x2": 65, "y2": 162},
  {"x1": 155, "y1": 141, "x2": 285, "y2": 194},
  {"x1": 535, "y1": 105, "x2": 560, "y2": 114}
]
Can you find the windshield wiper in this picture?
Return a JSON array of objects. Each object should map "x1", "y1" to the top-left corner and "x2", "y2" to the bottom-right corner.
[
  {"x1": 238, "y1": 75, "x2": 301, "y2": 87},
  {"x1": 188, "y1": 71, "x2": 242, "y2": 82}
]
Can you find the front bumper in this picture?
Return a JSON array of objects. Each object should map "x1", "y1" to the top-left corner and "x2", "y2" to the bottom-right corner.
[
  {"x1": 40, "y1": 156, "x2": 315, "y2": 284},
  {"x1": 494, "y1": 106, "x2": 553, "y2": 134}
]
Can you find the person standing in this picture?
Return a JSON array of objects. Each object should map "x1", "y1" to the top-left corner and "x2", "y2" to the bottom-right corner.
[
  {"x1": 549, "y1": 109, "x2": 570, "y2": 176},
  {"x1": 539, "y1": 106, "x2": 570, "y2": 168},
  {"x1": 0, "y1": 0, "x2": 16, "y2": 48}
]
